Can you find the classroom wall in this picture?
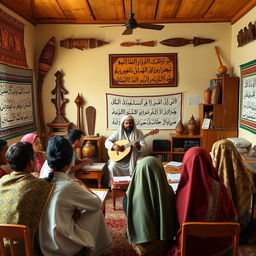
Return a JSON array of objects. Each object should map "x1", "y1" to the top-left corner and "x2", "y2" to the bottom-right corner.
[
  {"x1": 231, "y1": 6, "x2": 256, "y2": 146},
  {"x1": 35, "y1": 22, "x2": 231, "y2": 152}
]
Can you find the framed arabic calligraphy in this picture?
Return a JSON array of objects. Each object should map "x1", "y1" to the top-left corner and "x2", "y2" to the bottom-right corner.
[
  {"x1": 109, "y1": 53, "x2": 177, "y2": 88},
  {"x1": 0, "y1": 63, "x2": 36, "y2": 139},
  {"x1": 240, "y1": 59, "x2": 256, "y2": 134}
]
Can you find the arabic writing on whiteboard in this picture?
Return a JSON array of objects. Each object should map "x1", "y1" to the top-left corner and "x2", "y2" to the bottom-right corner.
[{"x1": 106, "y1": 93, "x2": 182, "y2": 129}]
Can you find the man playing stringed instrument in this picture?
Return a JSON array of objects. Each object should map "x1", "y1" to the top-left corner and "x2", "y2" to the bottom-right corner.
[{"x1": 105, "y1": 115, "x2": 149, "y2": 178}]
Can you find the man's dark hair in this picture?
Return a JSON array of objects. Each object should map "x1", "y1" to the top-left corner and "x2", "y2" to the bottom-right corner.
[
  {"x1": 67, "y1": 129, "x2": 84, "y2": 144},
  {"x1": 6, "y1": 142, "x2": 34, "y2": 171},
  {"x1": 0, "y1": 139, "x2": 7, "y2": 151}
]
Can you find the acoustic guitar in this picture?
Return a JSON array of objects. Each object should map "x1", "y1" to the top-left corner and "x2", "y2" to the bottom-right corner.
[{"x1": 108, "y1": 129, "x2": 159, "y2": 162}]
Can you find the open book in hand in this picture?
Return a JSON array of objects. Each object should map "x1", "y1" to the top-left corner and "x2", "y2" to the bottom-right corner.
[{"x1": 164, "y1": 161, "x2": 182, "y2": 167}]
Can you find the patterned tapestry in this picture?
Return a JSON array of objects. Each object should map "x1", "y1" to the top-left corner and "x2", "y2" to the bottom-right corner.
[
  {"x1": 240, "y1": 59, "x2": 256, "y2": 134},
  {"x1": 0, "y1": 63, "x2": 36, "y2": 139},
  {"x1": 0, "y1": 8, "x2": 28, "y2": 68}
]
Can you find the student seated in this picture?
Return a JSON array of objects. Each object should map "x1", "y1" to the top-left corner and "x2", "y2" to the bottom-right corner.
[
  {"x1": 0, "y1": 139, "x2": 8, "y2": 178},
  {"x1": 0, "y1": 142, "x2": 54, "y2": 255},
  {"x1": 39, "y1": 136, "x2": 112, "y2": 256},
  {"x1": 126, "y1": 156, "x2": 175, "y2": 256},
  {"x1": 21, "y1": 133, "x2": 46, "y2": 174},
  {"x1": 211, "y1": 139, "x2": 256, "y2": 237},
  {"x1": 40, "y1": 129, "x2": 93, "y2": 179},
  {"x1": 169, "y1": 147, "x2": 237, "y2": 256}
]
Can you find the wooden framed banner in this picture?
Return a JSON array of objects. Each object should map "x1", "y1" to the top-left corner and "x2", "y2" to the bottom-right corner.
[
  {"x1": 0, "y1": 63, "x2": 36, "y2": 139},
  {"x1": 106, "y1": 93, "x2": 182, "y2": 129},
  {"x1": 240, "y1": 59, "x2": 256, "y2": 134},
  {"x1": 109, "y1": 53, "x2": 177, "y2": 88}
]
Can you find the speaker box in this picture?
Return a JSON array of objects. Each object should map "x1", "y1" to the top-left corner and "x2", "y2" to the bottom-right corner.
[{"x1": 153, "y1": 140, "x2": 170, "y2": 151}]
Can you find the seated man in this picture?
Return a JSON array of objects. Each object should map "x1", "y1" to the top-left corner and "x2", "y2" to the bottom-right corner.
[
  {"x1": 40, "y1": 129, "x2": 93, "y2": 178},
  {"x1": 105, "y1": 115, "x2": 148, "y2": 178},
  {"x1": 0, "y1": 142, "x2": 54, "y2": 255}
]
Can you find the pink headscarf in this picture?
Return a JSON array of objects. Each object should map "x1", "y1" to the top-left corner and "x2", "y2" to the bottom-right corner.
[{"x1": 21, "y1": 134, "x2": 38, "y2": 144}]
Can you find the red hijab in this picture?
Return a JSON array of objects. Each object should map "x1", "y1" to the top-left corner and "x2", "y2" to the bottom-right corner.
[{"x1": 170, "y1": 147, "x2": 237, "y2": 256}]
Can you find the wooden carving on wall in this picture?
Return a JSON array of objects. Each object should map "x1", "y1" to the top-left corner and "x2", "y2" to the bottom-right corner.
[
  {"x1": 50, "y1": 71, "x2": 69, "y2": 123},
  {"x1": 74, "y1": 93, "x2": 83, "y2": 130},
  {"x1": 237, "y1": 22, "x2": 256, "y2": 47},
  {"x1": 120, "y1": 40, "x2": 156, "y2": 47},
  {"x1": 160, "y1": 37, "x2": 215, "y2": 47},
  {"x1": 60, "y1": 38, "x2": 109, "y2": 50}
]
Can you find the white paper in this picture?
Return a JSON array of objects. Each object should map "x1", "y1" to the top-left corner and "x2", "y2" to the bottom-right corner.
[
  {"x1": 164, "y1": 161, "x2": 182, "y2": 167},
  {"x1": 113, "y1": 176, "x2": 131, "y2": 182},
  {"x1": 91, "y1": 190, "x2": 108, "y2": 201},
  {"x1": 166, "y1": 173, "x2": 181, "y2": 182},
  {"x1": 169, "y1": 183, "x2": 179, "y2": 192},
  {"x1": 82, "y1": 163, "x2": 106, "y2": 169},
  {"x1": 202, "y1": 118, "x2": 211, "y2": 129}
]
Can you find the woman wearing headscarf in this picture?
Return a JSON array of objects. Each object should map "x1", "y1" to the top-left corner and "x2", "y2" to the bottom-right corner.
[
  {"x1": 39, "y1": 136, "x2": 112, "y2": 256},
  {"x1": 126, "y1": 156, "x2": 176, "y2": 256},
  {"x1": 21, "y1": 133, "x2": 46, "y2": 172},
  {"x1": 170, "y1": 147, "x2": 237, "y2": 256},
  {"x1": 211, "y1": 139, "x2": 256, "y2": 234}
]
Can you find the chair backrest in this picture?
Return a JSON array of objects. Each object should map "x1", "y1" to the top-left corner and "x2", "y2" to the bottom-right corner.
[
  {"x1": 0, "y1": 224, "x2": 33, "y2": 256},
  {"x1": 180, "y1": 222, "x2": 240, "y2": 256}
]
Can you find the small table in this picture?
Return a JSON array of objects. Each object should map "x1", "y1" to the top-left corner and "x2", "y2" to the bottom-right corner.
[
  {"x1": 90, "y1": 188, "x2": 109, "y2": 215},
  {"x1": 75, "y1": 163, "x2": 106, "y2": 188}
]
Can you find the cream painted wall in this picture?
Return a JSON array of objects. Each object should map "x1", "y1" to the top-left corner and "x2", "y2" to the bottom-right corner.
[
  {"x1": 36, "y1": 23, "x2": 231, "y2": 151},
  {"x1": 0, "y1": 4, "x2": 36, "y2": 145},
  {"x1": 231, "y1": 6, "x2": 256, "y2": 146}
]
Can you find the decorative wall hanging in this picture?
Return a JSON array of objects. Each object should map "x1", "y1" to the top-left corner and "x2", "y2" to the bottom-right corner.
[
  {"x1": 240, "y1": 59, "x2": 256, "y2": 134},
  {"x1": 86, "y1": 106, "x2": 96, "y2": 136},
  {"x1": 37, "y1": 37, "x2": 56, "y2": 145},
  {"x1": 214, "y1": 46, "x2": 228, "y2": 76},
  {"x1": 237, "y1": 22, "x2": 256, "y2": 47},
  {"x1": 120, "y1": 40, "x2": 156, "y2": 47},
  {"x1": 109, "y1": 53, "x2": 177, "y2": 88},
  {"x1": 106, "y1": 93, "x2": 182, "y2": 129},
  {"x1": 0, "y1": 63, "x2": 36, "y2": 139},
  {"x1": 0, "y1": 8, "x2": 28, "y2": 67},
  {"x1": 160, "y1": 37, "x2": 215, "y2": 47},
  {"x1": 60, "y1": 38, "x2": 109, "y2": 50}
]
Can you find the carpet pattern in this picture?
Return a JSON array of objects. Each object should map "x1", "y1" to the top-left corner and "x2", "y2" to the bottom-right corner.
[{"x1": 105, "y1": 195, "x2": 256, "y2": 256}]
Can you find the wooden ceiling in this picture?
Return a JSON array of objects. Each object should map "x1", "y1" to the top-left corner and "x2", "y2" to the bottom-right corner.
[{"x1": 1, "y1": 0, "x2": 256, "y2": 25}]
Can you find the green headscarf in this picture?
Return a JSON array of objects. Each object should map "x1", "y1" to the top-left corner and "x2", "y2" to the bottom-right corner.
[{"x1": 127, "y1": 156, "x2": 176, "y2": 244}]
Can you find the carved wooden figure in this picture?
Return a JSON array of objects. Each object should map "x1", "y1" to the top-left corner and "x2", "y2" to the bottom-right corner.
[
  {"x1": 51, "y1": 71, "x2": 69, "y2": 123},
  {"x1": 237, "y1": 22, "x2": 256, "y2": 47},
  {"x1": 74, "y1": 93, "x2": 83, "y2": 130}
]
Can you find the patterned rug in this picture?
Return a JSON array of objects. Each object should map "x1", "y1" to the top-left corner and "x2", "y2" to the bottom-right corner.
[{"x1": 105, "y1": 195, "x2": 256, "y2": 256}]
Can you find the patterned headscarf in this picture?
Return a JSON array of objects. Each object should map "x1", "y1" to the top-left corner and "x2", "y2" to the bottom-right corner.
[
  {"x1": 21, "y1": 133, "x2": 37, "y2": 144},
  {"x1": 211, "y1": 139, "x2": 256, "y2": 216}
]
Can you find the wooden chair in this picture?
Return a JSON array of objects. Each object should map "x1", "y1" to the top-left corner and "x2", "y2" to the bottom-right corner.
[
  {"x1": 180, "y1": 222, "x2": 240, "y2": 256},
  {"x1": 0, "y1": 224, "x2": 33, "y2": 256},
  {"x1": 110, "y1": 179, "x2": 129, "y2": 210}
]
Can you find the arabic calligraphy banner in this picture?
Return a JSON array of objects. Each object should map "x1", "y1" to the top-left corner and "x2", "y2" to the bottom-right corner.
[
  {"x1": 109, "y1": 53, "x2": 177, "y2": 88},
  {"x1": 106, "y1": 93, "x2": 182, "y2": 129},
  {"x1": 240, "y1": 59, "x2": 256, "y2": 134},
  {"x1": 0, "y1": 63, "x2": 36, "y2": 139}
]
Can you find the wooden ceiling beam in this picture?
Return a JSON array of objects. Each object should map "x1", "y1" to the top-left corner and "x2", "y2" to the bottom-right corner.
[
  {"x1": 35, "y1": 16, "x2": 230, "y2": 24},
  {"x1": 231, "y1": 0, "x2": 256, "y2": 24}
]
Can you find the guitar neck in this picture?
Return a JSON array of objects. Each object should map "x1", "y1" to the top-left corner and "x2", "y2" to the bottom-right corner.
[{"x1": 124, "y1": 133, "x2": 150, "y2": 148}]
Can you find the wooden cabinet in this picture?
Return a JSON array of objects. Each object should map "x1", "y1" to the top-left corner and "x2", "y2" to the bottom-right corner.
[{"x1": 200, "y1": 76, "x2": 239, "y2": 152}]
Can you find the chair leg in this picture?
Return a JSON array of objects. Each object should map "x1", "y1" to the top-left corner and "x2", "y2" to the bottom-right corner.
[{"x1": 112, "y1": 189, "x2": 116, "y2": 210}]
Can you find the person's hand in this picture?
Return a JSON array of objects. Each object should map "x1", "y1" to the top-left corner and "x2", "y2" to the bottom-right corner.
[
  {"x1": 132, "y1": 142, "x2": 141, "y2": 150},
  {"x1": 113, "y1": 144, "x2": 125, "y2": 152},
  {"x1": 82, "y1": 157, "x2": 93, "y2": 165},
  {"x1": 31, "y1": 172, "x2": 40, "y2": 178}
]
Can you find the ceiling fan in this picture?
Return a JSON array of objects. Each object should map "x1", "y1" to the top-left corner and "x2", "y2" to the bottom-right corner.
[{"x1": 100, "y1": 0, "x2": 164, "y2": 35}]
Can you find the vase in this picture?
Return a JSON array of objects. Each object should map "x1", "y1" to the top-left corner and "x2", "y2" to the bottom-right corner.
[
  {"x1": 204, "y1": 87, "x2": 211, "y2": 104},
  {"x1": 82, "y1": 141, "x2": 95, "y2": 158},
  {"x1": 188, "y1": 115, "x2": 197, "y2": 135},
  {"x1": 175, "y1": 120, "x2": 185, "y2": 135},
  {"x1": 211, "y1": 81, "x2": 222, "y2": 104}
]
